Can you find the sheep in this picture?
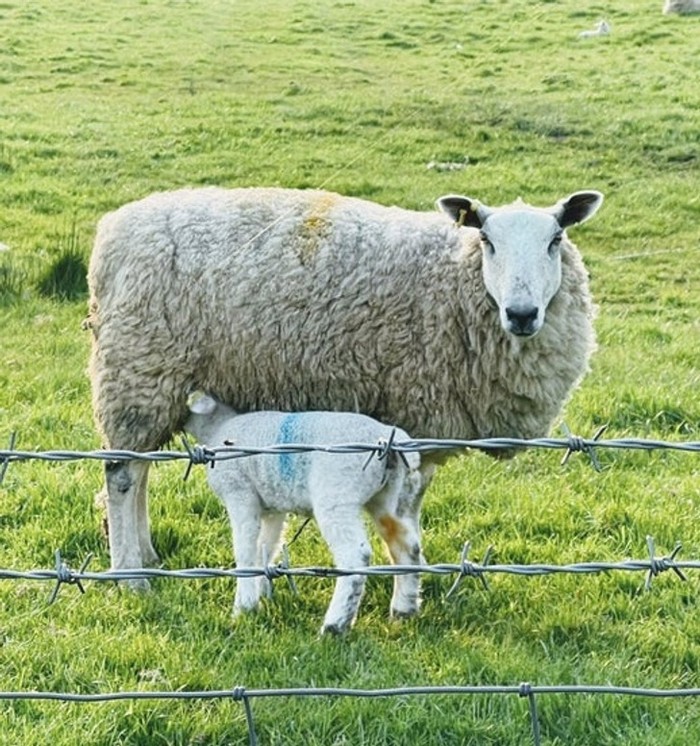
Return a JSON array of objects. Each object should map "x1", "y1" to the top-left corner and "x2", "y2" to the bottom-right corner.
[
  {"x1": 183, "y1": 392, "x2": 427, "y2": 634},
  {"x1": 577, "y1": 20, "x2": 611, "y2": 38},
  {"x1": 86, "y1": 186, "x2": 603, "y2": 581},
  {"x1": 663, "y1": 0, "x2": 700, "y2": 13}
]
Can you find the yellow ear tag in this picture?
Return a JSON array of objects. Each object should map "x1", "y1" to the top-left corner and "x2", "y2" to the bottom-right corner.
[{"x1": 457, "y1": 208, "x2": 467, "y2": 228}]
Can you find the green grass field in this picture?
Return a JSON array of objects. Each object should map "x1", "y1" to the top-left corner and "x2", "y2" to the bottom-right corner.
[{"x1": 1, "y1": 1, "x2": 700, "y2": 743}]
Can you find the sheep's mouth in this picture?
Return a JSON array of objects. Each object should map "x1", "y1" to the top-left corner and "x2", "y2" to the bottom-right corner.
[{"x1": 509, "y1": 327, "x2": 539, "y2": 339}]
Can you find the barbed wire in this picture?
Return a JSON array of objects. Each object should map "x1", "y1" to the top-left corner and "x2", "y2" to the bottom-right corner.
[
  {"x1": 0, "y1": 536, "x2": 691, "y2": 608},
  {"x1": 2, "y1": 433, "x2": 700, "y2": 744},
  {"x1": 0, "y1": 537, "x2": 692, "y2": 745},
  {"x1": 1, "y1": 429, "x2": 700, "y2": 489}
]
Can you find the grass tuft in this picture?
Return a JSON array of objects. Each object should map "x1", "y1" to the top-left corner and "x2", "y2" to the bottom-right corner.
[{"x1": 36, "y1": 251, "x2": 88, "y2": 301}]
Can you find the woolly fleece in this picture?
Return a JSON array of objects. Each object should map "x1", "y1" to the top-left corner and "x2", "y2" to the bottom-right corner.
[{"x1": 88, "y1": 186, "x2": 597, "y2": 454}]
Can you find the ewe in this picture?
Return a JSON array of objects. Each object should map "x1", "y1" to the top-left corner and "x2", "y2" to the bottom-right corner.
[
  {"x1": 87, "y1": 186, "x2": 603, "y2": 579},
  {"x1": 184, "y1": 393, "x2": 427, "y2": 634}
]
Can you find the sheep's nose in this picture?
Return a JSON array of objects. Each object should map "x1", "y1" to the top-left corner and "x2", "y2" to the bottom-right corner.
[{"x1": 505, "y1": 306, "x2": 539, "y2": 336}]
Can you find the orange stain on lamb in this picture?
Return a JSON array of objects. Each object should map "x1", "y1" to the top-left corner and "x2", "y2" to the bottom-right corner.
[{"x1": 378, "y1": 514, "x2": 406, "y2": 548}]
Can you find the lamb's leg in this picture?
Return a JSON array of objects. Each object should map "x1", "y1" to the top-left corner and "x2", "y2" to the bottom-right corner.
[
  {"x1": 229, "y1": 504, "x2": 264, "y2": 615},
  {"x1": 314, "y1": 505, "x2": 371, "y2": 635},
  {"x1": 369, "y1": 465, "x2": 428, "y2": 618},
  {"x1": 256, "y1": 512, "x2": 286, "y2": 601},
  {"x1": 372, "y1": 509, "x2": 423, "y2": 618},
  {"x1": 104, "y1": 460, "x2": 152, "y2": 589}
]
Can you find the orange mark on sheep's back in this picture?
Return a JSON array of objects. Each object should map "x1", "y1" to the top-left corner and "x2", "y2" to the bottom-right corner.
[{"x1": 297, "y1": 193, "x2": 339, "y2": 264}]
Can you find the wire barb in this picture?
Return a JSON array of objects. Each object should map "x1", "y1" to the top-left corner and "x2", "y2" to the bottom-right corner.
[
  {"x1": 446, "y1": 541, "x2": 493, "y2": 599},
  {"x1": 260, "y1": 545, "x2": 298, "y2": 600},
  {"x1": 362, "y1": 430, "x2": 393, "y2": 470},
  {"x1": 644, "y1": 535, "x2": 686, "y2": 591},
  {"x1": 560, "y1": 423, "x2": 607, "y2": 471},
  {"x1": 363, "y1": 428, "x2": 410, "y2": 472},
  {"x1": 180, "y1": 436, "x2": 216, "y2": 481},
  {"x1": 279, "y1": 545, "x2": 299, "y2": 596},
  {"x1": 49, "y1": 550, "x2": 92, "y2": 604}
]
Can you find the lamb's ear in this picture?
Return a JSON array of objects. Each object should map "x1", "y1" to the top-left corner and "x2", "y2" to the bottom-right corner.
[
  {"x1": 436, "y1": 195, "x2": 491, "y2": 228},
  {"x1": 554, "y1": 191, "x2": 603, "y2": 228},
  {"x1": 187, "y1": 391, "x2": 217, "y2": 415}
]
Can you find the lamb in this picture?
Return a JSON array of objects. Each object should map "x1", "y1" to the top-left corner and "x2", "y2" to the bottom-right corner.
[
  {"x1": 86, "y1": 186, "x2": 603, "y2": 580},
  {"x1": 183, "y1": 393, "x2": 427, "y2": 634},
  {"x1": 663, "y1": 0, "x2": 700, "y2": 13}
]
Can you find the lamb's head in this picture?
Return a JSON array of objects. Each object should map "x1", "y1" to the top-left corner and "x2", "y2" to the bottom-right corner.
[
  {"x1": 184, "y1": 391, "x2": 235, "y2": 443},
  {"x1": 437, "y1": 191, "x2": 603, "y2": 338}
]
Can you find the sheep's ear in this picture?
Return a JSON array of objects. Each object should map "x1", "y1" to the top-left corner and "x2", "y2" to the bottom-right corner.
[
  {"x1": 187, "y1": 391, "x2": 217, "y2": 415},
  {"x1": 554, "y1": 191, "x2": 603, "y2": 228},
  {"x1": 436, "y1": 195, "x2": 491, "y2": 228}
]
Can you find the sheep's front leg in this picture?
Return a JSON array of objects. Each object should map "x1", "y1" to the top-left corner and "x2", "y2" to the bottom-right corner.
[
  {"x1": 315, "y1": 505, "x2": 371, "y2": 635},
  {"x1": 104, "y1": 460, "x2": 154, "y2": 589},
  {"x1": 134, "y1": 462, "x2": 159, "y2": 566}
]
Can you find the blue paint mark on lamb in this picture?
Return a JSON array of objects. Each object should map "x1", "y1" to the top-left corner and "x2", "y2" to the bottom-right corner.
[{"x1": 278, "y1": 413, "x2": 302, "y2": 483}]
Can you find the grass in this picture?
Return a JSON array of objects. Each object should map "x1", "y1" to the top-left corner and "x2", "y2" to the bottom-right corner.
[{"x1": 1, "y1": 0, "x2": 700, "y2": 743}]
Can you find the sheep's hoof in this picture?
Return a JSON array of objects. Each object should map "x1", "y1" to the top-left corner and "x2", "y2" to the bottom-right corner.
[
  {"x1": 140, "y1": 547, "x2": 160, "y2": 567},
  {"x1": 121, "y1": 577, "x2": 151, "y2": 592},
  {"x1": 232, "y1": 603, "x2": 260, "y2": 618}
]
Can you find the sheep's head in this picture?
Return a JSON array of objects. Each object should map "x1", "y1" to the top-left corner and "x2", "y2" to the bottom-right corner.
[{"x1": 437, "y1": 191, "x2": 603, "y2": 338}]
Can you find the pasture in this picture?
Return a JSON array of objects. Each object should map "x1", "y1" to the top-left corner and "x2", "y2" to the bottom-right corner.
[{"x1": 1, "y1": 0, "x2": 699, "y2": 743}]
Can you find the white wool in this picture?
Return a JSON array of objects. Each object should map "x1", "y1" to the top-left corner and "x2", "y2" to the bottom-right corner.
[
  {"x1": 184, "y1": 394, "x2": 426, "y2": 634},
  {"x1": 87, "y1": 186, "x2": 603, "y2": 576}
]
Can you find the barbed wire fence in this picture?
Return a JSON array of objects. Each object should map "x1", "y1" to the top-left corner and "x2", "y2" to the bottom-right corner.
[{"x1": 2, "y1": 430, "x2": 700, "y2": 745}]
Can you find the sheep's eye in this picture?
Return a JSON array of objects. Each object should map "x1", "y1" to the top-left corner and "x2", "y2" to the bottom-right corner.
[
  {"x1": 548, "y1": 233, "x2": 563, "y2": 256},
  {"x1": 480, "y1": 232, "x2": 495, "y2": 256}
]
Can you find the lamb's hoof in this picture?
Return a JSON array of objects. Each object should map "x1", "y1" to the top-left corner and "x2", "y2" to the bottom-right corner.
[
  {"x1": 390, "y1": 606, "x2": 419, "y2": 620},
  {"x1": 321, "y1": 619, "x2": 352, "y2": 636}
]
